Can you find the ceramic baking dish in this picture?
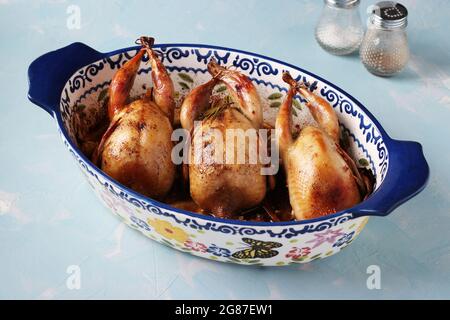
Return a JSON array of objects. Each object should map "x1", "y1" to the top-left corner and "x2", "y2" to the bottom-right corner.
[{"x1": 27, "y1": 42, "x2": 429, "y2": 266}]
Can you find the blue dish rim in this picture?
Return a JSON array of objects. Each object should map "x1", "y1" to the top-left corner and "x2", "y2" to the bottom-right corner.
[{"x1": 29, "y1": 42, "x2": 428, "y2": 227}]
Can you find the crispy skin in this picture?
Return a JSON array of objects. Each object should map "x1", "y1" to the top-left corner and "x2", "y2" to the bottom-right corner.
[
  {"x1": 108, "y1": 50, "x2": 145, "y2": 120},
  {"x1": 180, "y1": 60, "x2": 267, "y2": 217},
  {"x1": 97, "y1": 38, "x2": 176, "y2": 200},
  {"x1": 100, "y1": 99, "x2": 175, "y2": 199},
  {"x1": 285, "y1": 126, "x2": 360, "y2": 220},
  {"x1": 297, "y1": 87, "x2": 340, "y2": 143},
  {"x1": 146, "y1": 48, "x2": 175, "y2": 123},
  {"x1": 180, "y1": 79, "x2": 217, "y2": 132},
  {"x1": 276, "y1": 71, "x2": 361, "y2": 221},
  {"x1": 189, "y1": 108, "x2": 266, "y2": 217}
]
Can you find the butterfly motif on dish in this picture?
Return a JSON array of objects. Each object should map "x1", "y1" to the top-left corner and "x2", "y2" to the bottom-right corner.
[{"x1": 232, "y1": 238, "x2": 282, "y2": 259}]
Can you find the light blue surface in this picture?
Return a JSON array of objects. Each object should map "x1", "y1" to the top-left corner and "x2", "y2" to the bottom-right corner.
[{"x1": 1, "y1": 0, "x2": 449, "y2": 299}]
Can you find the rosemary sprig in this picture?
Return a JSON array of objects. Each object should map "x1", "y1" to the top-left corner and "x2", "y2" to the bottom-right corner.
[{"x1": 201, "y1": 95, "x2": 234, "y2": 121}]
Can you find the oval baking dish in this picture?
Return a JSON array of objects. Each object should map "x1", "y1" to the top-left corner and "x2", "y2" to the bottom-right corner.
[{"x1": 27, "y1": 42, "x2": 429, "y2": 266}]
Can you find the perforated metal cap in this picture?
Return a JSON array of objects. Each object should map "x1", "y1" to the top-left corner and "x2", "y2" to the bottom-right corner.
[
  {"x1": 325, "y1": 0, "x2": 360, "y2": 9},
  {"x1": 370, "y1": 1, "x2": 408, "y2": 29}
]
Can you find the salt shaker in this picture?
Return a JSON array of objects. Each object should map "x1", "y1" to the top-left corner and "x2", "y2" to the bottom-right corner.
[
  {"x1": 315, "y1": 0, "x2": 364, "y2": 55},
  {"x1": 360, "y1": 1, "x2": 409, "y2": 76}
]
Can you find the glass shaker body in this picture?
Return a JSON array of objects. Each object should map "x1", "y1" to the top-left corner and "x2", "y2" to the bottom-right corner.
[
  {"x1": 360, "y1": 24, "x2": 409, "y2": 76},
  {"x1": 360, "y1": 2, "x2": 409, "y2": 77},
  {"x1": 315, "y1": 0, "x2": 364, "y2": 55}
]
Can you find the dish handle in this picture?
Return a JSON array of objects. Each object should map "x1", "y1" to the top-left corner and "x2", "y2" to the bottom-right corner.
[
  {"x1": 27, "y1": 42, "x2": 104, "y2": 117},
  {"x1": 352, "y1": 139, "x2": 429, "y2": 218}
]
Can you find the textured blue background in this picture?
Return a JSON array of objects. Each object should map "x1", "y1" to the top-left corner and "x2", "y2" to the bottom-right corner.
[{"x1": 1, "y1": 0, "x2": 449, "y2": 299}]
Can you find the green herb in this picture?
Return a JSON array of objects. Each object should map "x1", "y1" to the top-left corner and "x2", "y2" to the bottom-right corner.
[
  {"x1": 202, "y1": 96, "x2": 233, "y2": 121},
  {"x1": 178, "y1": 73, "x2": 194, "y2": 83},
  {"x1": 216, "y1": 86, "x2": 227, "y2": 93},
  {"x1": 268, "y1": 92, "x2": 283, "y2": 100}
]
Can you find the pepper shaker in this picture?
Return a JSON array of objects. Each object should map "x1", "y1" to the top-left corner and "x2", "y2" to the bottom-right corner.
[
  {"x1": 360, "y1": 1, "x2": 409, "y2": 76},
  {"x1": 315, "y1": 0, "x2": 364, "y2": 55}
]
